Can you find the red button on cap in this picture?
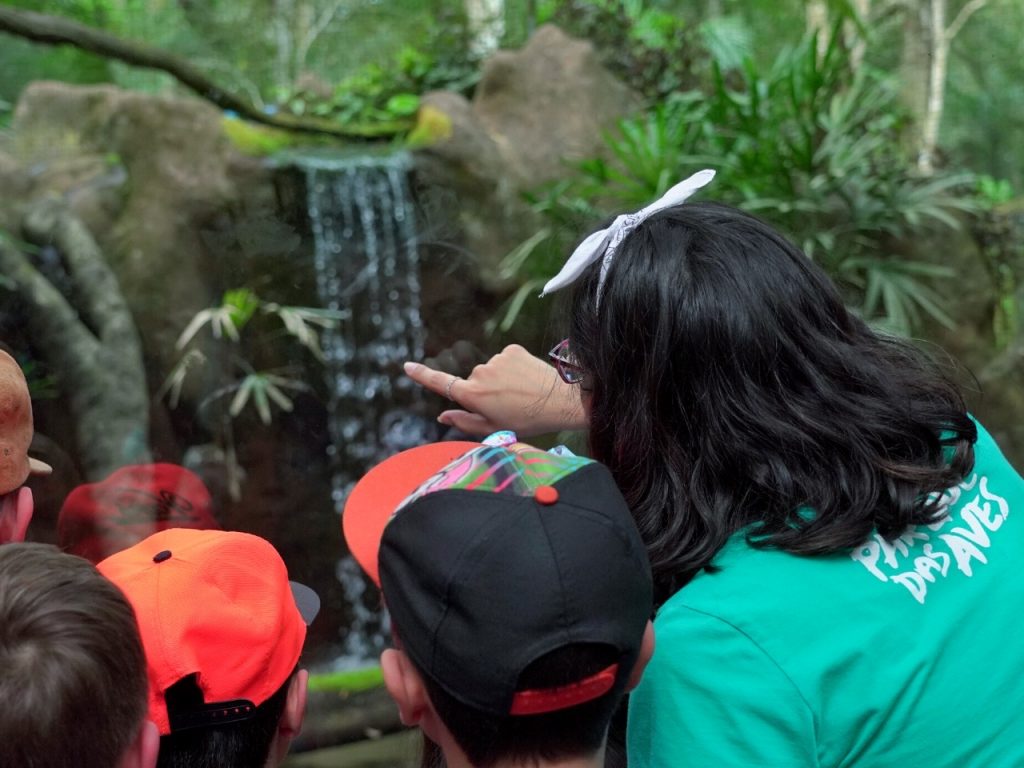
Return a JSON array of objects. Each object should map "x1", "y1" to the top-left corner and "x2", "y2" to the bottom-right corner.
[{"x1": 534, "y1": 486, "x2": 559, "y2": 505}]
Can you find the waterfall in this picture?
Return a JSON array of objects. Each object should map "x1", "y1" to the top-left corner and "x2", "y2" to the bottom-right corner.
[{"x1": 301, "y1": 151, "x2": 433, "y2": 666}]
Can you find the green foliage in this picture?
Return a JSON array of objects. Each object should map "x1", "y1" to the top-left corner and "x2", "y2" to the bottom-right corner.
[
  {"x1": 279, "y1": 40, "x2": 479, "y2": 134},
  {"x1": 942, "y1": 1, "x2": 1024, "y2": 193},
  {"x1": 164, "y1": 288, "x2": 342, "y2": 420},
  {"x1": 977, "y1": 175, "x2": 1016, "y2": 209},
  {"x1": 501, "y1": 27, "x2": 979, "y2": 337},
  {"x1": 542, "y1": 0, "x2": 698, "y2": 100},
  {"x1": 0, "y1": 37, "x2": 113, "y2": 107},
  {"x1": 307, "y1": 665, "x2": 384, "y2": 694},
  {"x1": 228, "y1": 369, "x2": 303, "y2": 426},
  {"x1": 970, "y1": 178, "x2": 1023, "y2": 350},
  {"x1": 3, "y1": 0, "x2": 479, "y2": 139},
  {"x1": 697, "y1": 14, "x2": 754, "y2": 72},
  {"x1": 17, "y1": 359, "x2": 60, "y2": 401},
  {"x1": 161, "y1": 287, "x2": 344, "y2": 499}
]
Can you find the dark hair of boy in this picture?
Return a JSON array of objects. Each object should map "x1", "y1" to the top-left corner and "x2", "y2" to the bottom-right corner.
[
  {"x1": 0, "y1": 543, "x2": 157, "y2": 768},
  {"x1": 416, "y1": 642, "x2": 623, "y2": 767},
  {"x1": 156, "y1": 671, "x2": 295, "y2": 768}
]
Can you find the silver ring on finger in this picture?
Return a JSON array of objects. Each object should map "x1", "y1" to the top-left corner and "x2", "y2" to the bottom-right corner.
[{"x1": 444, "y1": 375, "x2": 459, "y2": 402}]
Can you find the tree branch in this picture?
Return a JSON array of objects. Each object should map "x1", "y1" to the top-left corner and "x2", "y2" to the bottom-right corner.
[
  {"x1": 0, "y1": 6, "x2": 398, "y2": 139},
  {"x1": 945, "y1": 0, "x2": 989, "y2": 42},
  {"x1": 22, "y1": 198, "x2": 135, "y2": 347},
  {"x1": 296, "y1": 0, "x2": 350, "y2": 74},
  {"x1": 0, "y1": 240, "x2": 99, "y2": 365}
]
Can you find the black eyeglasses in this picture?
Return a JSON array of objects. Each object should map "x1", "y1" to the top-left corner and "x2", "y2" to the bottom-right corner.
[{"x1": 548, "y1": 338, "x2": 586, "y2": 385}]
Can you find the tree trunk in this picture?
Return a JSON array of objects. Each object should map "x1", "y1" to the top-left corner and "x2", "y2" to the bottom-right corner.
[
  {"x1": 466, "y1": 0, "x2": 505, "y2": 55},
  {"x1": 918, "y1": 0, "x2": 947, "y2": 173},
  {"x1": 291, "y1": 687, "x2": 404, "y2": 751},
  {"x1": 918, "y1": 0, "x2": 990, "y2": 173},
  {"x1": 0, "y1": 198, "x2": 151, "y2": 479},
  {"x1": 899, "y1": 0, "x2": 931, "y2": 158}
]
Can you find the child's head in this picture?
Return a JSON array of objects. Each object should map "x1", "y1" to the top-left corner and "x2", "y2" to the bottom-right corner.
[
  {"x1": 0, "y1": 542, "x2": 158, "y2": 768},
  {"x1": 98, "y1": 528, "x2": 319, "y2": 768},
  {"x1": 344, "y1": 439, "x2": 654, "y2": 767}
]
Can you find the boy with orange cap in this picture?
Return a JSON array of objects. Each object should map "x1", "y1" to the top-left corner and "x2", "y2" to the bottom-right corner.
[{"x1": 99, "y1": 528, "x2": 319, "y2": 768}]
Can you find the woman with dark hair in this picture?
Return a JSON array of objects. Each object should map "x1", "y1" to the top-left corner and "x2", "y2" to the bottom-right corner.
[{"x1": 404, "y1": 171, "x2": 1024, "y2": 767}]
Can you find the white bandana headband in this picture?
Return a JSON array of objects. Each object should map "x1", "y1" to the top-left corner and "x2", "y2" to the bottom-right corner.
[{"x1": 540, "y1": 169, "x2": 716, "y2": 298}]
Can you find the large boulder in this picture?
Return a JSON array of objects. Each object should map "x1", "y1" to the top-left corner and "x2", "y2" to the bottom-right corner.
[
  {"x1": 412, "y1": 25, "x2": 640, "y2": 289},
  {"x1": 412, "y1": 90, "x2": 530, "y2": 292},
  {"x1": 473, "y1": 24, "x2": 641, "y2": 189},
  {"x1": 10, "y1": 83, "x2": 239, "y2": 371}
]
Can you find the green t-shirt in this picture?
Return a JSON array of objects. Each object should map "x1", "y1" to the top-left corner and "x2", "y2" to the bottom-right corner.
[{"x1": 628, "y1": 421, "x2": 1024, "y2": 767}]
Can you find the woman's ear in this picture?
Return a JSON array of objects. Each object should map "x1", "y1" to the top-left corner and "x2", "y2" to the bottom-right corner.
[
  {"x1": 381, "y1": 648, "x2": 429, "y2": 726},
  {"x1": 626, "y1": 621, "x2": 655, "y2": 692}
]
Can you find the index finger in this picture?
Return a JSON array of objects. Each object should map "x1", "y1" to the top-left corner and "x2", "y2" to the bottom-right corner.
[{"x1": 403, "y1": 361, "x2": 460, "y2": 398}]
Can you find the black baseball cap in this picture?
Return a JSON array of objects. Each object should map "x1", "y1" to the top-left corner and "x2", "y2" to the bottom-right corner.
[{"x1": 343, "y1": 439, "x2": 653, "y2": 717}]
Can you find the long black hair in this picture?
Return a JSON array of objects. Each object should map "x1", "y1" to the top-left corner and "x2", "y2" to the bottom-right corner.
[{"x1": 569, "y1": 202, "x2": 976, "y2": 606}]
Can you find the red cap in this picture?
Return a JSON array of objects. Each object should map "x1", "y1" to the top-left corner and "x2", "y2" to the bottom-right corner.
[
  {"x1": 98, "y1": 529, "x2": 318, "y2": 735},
  {"x1": 58, "y1": 463, "x2": 221, "y2": 563}
]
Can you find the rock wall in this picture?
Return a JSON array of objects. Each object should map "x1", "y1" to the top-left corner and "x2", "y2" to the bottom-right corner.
[{"x1": 7, "y1": 83, "x2": 258, "y2": 373}]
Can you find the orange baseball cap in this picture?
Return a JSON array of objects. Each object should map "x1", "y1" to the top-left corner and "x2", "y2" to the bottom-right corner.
[
  {"x1": 343, "y1": 440, "x2": 477, "y2": 585},
  {"x1": 0, "y1": 350, "x2": 52, "y2": 494},
  {"x1": 98, "y1": 528, "x2": 319, "y2": 735}
]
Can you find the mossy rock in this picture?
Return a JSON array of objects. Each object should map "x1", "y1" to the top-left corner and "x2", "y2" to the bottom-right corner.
[
  {"x1": 222, "y1": 116, "x2": 296, "y2": 157},
  {"x1": 406, "y1": 104, "x2": 452, "y2": 148},
  {"x1": 308, "y1": 665, "x2": 384, "y2": 694}
]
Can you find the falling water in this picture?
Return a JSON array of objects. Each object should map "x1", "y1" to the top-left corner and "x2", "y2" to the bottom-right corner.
[{"x1": 301, "y1": 152, "x2": 434, "y2": 666}]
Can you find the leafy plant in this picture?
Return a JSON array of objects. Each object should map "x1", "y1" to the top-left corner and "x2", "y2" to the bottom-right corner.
[
  {"x1": 698, "y1": 14, "x2": 754, "y2": 72},
  {"x1": 970, "y1": 178, "x2": 1022, "y2": 350},
  {"x1": 977, "y1": 175, "x2": 1016, "y2": 209},
  {"x1": 162, "y1": 288, "x2": 343, "y2": 498},
  {"x1": 503, "y1": 26, "x2": 978, "y2": 336}
]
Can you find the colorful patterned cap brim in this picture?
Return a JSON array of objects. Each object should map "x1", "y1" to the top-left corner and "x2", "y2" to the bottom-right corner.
[{"x1": 343, "y1": 439, "x2": 653, "y2": 719}]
